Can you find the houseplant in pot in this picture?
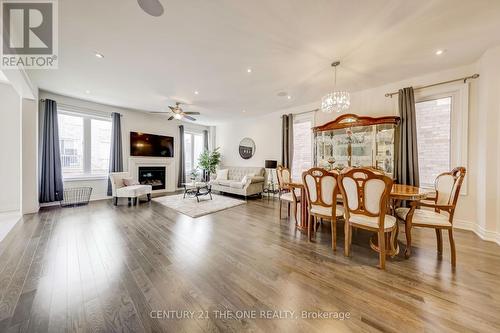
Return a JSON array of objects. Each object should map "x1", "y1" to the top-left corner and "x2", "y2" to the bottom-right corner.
[{"x1": 198, "y1": 147, "x2": 221, "y2": 181}]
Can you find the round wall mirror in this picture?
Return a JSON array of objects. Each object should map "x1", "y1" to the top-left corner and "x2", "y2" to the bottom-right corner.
[{"x1": 239, "y1": 137, "x2": 256, "y2": 159}]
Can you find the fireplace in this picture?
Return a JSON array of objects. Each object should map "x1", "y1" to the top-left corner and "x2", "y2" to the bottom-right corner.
[{"x1": 138, "y1": 166, "x2": 166, "y2": 190}]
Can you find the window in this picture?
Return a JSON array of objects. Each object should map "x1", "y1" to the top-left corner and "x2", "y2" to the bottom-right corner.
[
  {"x1": 414, "y1": 83, "x2": 469, "y2": 191},
  {"x1": 415, "y1": 97, "x2": 451, "y2": 187},
  {"x1": 58, "y1": 111, "x2": 112, "y2": 179},
  {"x1": 291, "y1": 115, "x2": 313, "y2": 181},
  {"x1": 184, "y1": 131, "x2": 205, "y2": 177}
]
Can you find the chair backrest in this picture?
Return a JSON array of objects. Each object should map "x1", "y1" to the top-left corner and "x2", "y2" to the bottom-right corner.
[
  {"x1": 277, "y1": 165, "x2": 291, "y2": 190},
  {"x1": 302, "y1": 168, "x2": 339, "y2": 214},
  {"x1": 434, "y1": 167, "x2": 466, "y2": 208},
  {"x1": 109, "y1": 172, "x2": 130, "y2": 196},
  {"x1": 339, "y1": 168, "x2": 393, "y2": 227}
]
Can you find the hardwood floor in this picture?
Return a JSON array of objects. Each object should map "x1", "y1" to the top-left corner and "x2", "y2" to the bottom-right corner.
[{"x1": 0, "y1": 197, "x2": 499, "y2": 332}]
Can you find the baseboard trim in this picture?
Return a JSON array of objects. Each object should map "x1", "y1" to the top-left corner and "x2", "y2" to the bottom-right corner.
[
  {"x1": 454, "y1": 218, "x2": 500, "y2": 246},
  {"x1": 39, "y1": 194, "x2": 111, "y2": 208}
]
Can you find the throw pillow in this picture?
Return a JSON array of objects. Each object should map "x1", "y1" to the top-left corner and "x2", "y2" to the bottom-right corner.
[
  {"x1": 241, "y1": 173, "x2": 255, "y2": 184},
  {"x1": 216, "y1": 169, "x2": 228, "y2": 180},
  {"x1": 123, "y1": 178, "x2": 140, "y2": 186}
]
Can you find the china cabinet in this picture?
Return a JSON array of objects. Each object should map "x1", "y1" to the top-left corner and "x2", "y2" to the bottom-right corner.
[{"x1": 313, "y1": 114, "x2": 400, "y2": 176}]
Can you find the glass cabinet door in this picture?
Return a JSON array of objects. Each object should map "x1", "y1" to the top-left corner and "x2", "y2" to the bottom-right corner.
[
  {"x1": 375, "y1": 124, "x2": 395, "y2": 175},
  {"x1": 313, "y1": 114, "x2": 399, "y2": 176},
  {"x1": 349, "y1": 125, "x2": 374, "y2": 168}
]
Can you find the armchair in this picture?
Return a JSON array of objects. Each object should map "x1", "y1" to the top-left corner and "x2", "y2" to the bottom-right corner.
[{"x1": 395, "y1": 167, "x2": 466, "y2": 267}]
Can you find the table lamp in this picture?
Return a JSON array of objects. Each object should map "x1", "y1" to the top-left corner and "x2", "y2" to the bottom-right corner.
[{"x1": 265, "y1": 160, "x2": 278, "y2": 187}]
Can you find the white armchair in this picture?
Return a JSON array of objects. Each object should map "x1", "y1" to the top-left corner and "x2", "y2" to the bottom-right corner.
[{"x1": 109, "y1": 172, "x2": 152, "y2": 206}]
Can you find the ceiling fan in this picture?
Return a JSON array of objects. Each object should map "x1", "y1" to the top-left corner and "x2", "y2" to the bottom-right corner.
[
  {"x1": 150, "y1": 102, "x2": 201, "y2": 121},
  {"x1": 137, "y1": 0, "x2": 164, "y2": 17}
]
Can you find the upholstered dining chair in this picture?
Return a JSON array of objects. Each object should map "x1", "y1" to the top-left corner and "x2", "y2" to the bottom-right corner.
[
  {"x1": 339, "y1": 168, "x2": 395, "y2": 269},
  {"x1": 302, "y1": 168, "x2": 344, "y2": 251},
  {"x1": 276, "y1": 165, "x2": 301, "y2": 222},
  {"x1": 395, "y1": 167, "x2": 466, "y2": 267}
]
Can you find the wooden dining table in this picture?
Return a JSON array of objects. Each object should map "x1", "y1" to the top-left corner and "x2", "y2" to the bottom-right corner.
[{"x1": 285, "y1": 181, "x2": 434, "y2": 258}]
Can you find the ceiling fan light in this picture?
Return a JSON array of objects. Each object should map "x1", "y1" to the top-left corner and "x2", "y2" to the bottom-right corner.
[{"x1": 173, "y1": 113, "x2": 183, "y2": 120}]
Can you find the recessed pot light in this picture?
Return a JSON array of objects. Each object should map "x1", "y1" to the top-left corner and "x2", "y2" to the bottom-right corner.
[
  {"x1": 242, "y1": 110, "x2": 246, "y2": 113},
  {"x1": 287, "y1": 95, "x2": 292, "y2": 100},
  {"x1": 85, "y1": 90, "x2": 91, "y2": 94},
  {"x1": 194, "y1": 90, "x2": 199, "y2": 95},
  {"x1": 435, "y1": 49, "x2": 445, "y2": 56},
  {"x1": 247, "y1": 68, "x2": 252, "y2": 73},
  {"x1": 95, "y1": 52, "x2": 104, "y2": 59}
]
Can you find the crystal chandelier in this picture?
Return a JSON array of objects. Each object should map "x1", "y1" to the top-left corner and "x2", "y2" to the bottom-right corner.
[{"x1": 321, "y1": 61, "x2": 350, "y2": 113}]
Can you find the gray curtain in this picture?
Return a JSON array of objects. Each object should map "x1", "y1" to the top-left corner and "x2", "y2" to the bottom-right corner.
[
  {"x1": 39, "y1": 99, "x2": 64, "y2": 203},
  {"x1": 107, "y1": 112, "x2": 123, "y2": 196},
  {"x1": 396, "y1": 87, "x2": 419, "y2": 186},
  {"x1": 178, "y1": 125, "x2": 186, "y2": 187},
  {"x1": 281, "y1": 114, "x2": 293, "y2": 168},
  {"x1": 202, "y1": 129, "x2": 209, "y2": 181}
]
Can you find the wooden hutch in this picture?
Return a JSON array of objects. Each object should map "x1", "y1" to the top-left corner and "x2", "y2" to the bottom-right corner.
[{"x1": 313, "y1": 114, "x2": 400, "y2": 176}]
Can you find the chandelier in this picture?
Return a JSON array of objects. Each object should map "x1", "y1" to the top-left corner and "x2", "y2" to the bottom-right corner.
[{"x1": 321, "y1": 61, "x2": 350, "y2": 113}]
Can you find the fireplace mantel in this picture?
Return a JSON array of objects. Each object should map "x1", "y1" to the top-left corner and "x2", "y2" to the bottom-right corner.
[{"x1": 128, "y1": 157, "x2": 176, "y2": 193}]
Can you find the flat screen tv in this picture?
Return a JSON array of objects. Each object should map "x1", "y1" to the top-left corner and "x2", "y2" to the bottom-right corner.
[{"x1": 130, "y1": 132, "x2": 174, "y2": 157}]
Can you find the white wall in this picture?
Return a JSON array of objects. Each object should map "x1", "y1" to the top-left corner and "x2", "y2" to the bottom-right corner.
[
  {"x1": 39, "y1": 91, "x2": 210, "y2": 201},
  {"x1": 21, "y1": 97, "x2": 39, "y2": 214},
  {"x1": 0, "y1": 82, "x2": 21, "y2": 213},
  {"x1": 216, "y1": 50, "x2": 500, "y2": 245},
  {"x1": 216, "y1": 113, "x2": 282, "y2": 167},
  {"x1": 475, "y1": 45, "x2": 500, "y2": 242}
]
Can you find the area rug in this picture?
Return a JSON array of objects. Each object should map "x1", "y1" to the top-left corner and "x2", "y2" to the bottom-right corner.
[{"x1": 152, "y1": 193, "x2": 245, "y2": 218}]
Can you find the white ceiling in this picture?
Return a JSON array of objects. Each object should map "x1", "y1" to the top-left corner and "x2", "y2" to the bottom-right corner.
[{"x1": 28, "y1": 0, "x2": 500, "y2": 124}]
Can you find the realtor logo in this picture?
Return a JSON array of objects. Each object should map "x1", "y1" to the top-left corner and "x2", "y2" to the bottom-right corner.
[{"x1": 1, "y1": 0, "x2": 58, "y2": 69}]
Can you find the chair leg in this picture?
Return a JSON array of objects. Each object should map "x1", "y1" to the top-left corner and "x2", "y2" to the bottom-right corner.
[
  {"x1": 128, "y1": 197, "x2": 132, "y2": 206},
  {"x1": 331, "y1": 218, "x2": 337, "y2": 252},
  {"x1": 378, "y1": 231, "x2": 386, "y2": 270},
  {"x1": 307, "y1": 214, "x2": 311, "y2": 242},
  {"x1": 113, "y1": 197, "x2": 118, "y2": 206},
  {"x1": 133, "y1": 197, "x2": 138, "y2": 206},
  {"x1": 293, "y1": 202, "x2": 298, "y2": 225},
  {"x1": 287, "y1": 202, "x2": 290, "y2": 217},
  {"x1": 404, "y1": 221, "x2": 412, "y2": 259},
  {"x1": 390, "y1": 227, "x2": 398, "y2": 257},
  {"x1": 448, "y1": 228, "x2": 456, "y2": 267},
  {"x1": 436, "y1": 229, "x2": 443, "y2": 255},
  {"x1": 147, "y1": 193, "x2": 151, "y2": 202},
  {"x1": 279, "y1": 200, "x2": 282, "y2": 219},
  {"x1": 344, "y1": 223, "x2": 351, "y2": 257}
]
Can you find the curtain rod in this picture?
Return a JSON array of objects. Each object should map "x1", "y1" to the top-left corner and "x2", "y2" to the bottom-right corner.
[
  {"x1": 40, "y1": 99, "x2": 119, "y2": 117},
  {"x1": 385, "y1": 73, "x2": 480, "y2": 98},
  {"x1": 280, "y1": 108, "x2": 319, "y2": 118}
]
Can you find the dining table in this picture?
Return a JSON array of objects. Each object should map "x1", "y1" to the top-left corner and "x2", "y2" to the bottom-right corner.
[{"x1": 285, "y1": 180, "x2": 434, "y2": 258}]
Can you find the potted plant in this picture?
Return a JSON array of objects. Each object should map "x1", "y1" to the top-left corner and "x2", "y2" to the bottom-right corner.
[{"x1": 198, "y1": 147, "x2": 221, "y2": 181}]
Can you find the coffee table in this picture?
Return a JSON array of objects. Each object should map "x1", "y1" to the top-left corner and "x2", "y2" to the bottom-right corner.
[{"x1": 182, "y1": 182, "x2": 212, "y2": 202}]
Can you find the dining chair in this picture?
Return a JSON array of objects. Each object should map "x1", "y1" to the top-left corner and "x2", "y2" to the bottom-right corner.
[
  {"x1": 276, "y1": 165, "x2": 301, "y2": 222},
  {"x1": 339, "y1": 168, "x2": 395, "y2": 269},
  {"x1": 302, "y1": 168, "x2": 344, "y2": 251},
  {"x1": 395, "y1": 167, "x2": 466, "y2": 267}
]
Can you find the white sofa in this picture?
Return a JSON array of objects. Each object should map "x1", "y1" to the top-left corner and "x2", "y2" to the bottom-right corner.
[
  {"x1": 109, "y1": 172, "x2": 152, "y2": 206},
  {"x1": 210, "y1": 166, "x2": 265, "y2": 198}
]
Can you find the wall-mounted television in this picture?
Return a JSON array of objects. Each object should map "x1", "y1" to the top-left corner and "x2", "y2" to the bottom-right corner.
[{"x1": 130, "y1": 132, "x2": 174, "y2": 157}]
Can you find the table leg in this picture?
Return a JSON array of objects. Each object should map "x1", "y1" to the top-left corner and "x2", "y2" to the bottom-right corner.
[{"x1": 404, "y1": 202, "x2": 417, "y2": 259}]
